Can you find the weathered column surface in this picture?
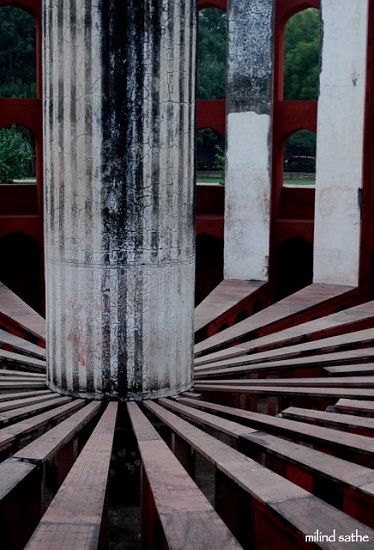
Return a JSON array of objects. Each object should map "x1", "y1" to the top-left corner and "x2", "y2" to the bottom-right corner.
[
  {"x1": 313, "y1": 0, "x2": 369, "y2": 286},
  {"x1": 224, "y1": 0, "x2": 273, "y2": 281},
  {"x1": 44, "y1": 1, "x2": 196, "y2": 399}
]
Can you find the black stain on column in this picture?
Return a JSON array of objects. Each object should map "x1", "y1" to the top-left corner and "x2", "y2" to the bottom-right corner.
[
  {"x1": 150, "y1": 0, "x2": 161, "y2": 259},
  {"x1": 101, "y1": 0, "x2": 129, "y2": 394},
  {"x1": 57, "y1": 2, "x2": 67, "y2": 391},
  {"x1": 101, "y1": 0, "x2": 129, "y2": 251},
  {"x1": 100, "y1": 1, "x2": 148, "y2": 394},
  {"x1": 84, "y1": 0, "x2": 95, "y2": 395}
]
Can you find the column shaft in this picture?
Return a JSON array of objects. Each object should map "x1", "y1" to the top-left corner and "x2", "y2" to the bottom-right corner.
[
  {"x1": 44, "y1": 1, "x2": 196, "y2": 399},
  {"x1": 224, "y1": 0, "x2": 274, "y2": 281},
  {"x1": 313, "y1": 0, "x2": 369, "y2": 286}
]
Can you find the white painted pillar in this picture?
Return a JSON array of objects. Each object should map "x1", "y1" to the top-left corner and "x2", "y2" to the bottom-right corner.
[
  {"x1": 313, "y1": 0, "x2": 369, "y2": 286},
  {"x1": 43, "y1": 1, "x2": 196, "y2": 399},
  {"x1": 224, "y1": 0, "x2": 274, "y2": 281}
]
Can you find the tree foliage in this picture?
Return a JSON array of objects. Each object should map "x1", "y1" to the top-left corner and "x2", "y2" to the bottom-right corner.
[
  {"x1": 197, "y1": 128, "x2": 225, "y2": 171},
  {"x1": 197, "y1": 8, "x2": 227, "y2": 100},
  {"x1": 283, "y1": 9, "x2": 320, "y2": 172},
  {"x1": 284, "y1": 8, "x2": 320, "y2": 101},
  {"x1": 197, "y1": 7, "x2": 320, "y2": 177},
  {"x1": 284, "y1": 130, "x2": 316, "y2": 173},
  {"x1": 196, "y1": 9, "x2": 226, "y2": 173},
  {"x1": 0, "y1": 125, "x2": 34, "y2": 183},
  {"x1": 0, "y1": 6, "x2": 36, "y2": 98},
  {"x1": 197, "y1": 7, "x2": 320, "y2": 103},
  {"x1": 0, "y1": 5, "x2": 320, "y2": 181},
  {"x1": 0, "y1": 7, "x2": 36, "y2": 183}
]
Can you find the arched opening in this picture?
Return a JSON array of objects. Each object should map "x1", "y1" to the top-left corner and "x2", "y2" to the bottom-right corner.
[
  {"x1": 0, "y1": 124, "x2": 36, "y2": 184},
  {"x1": 0, "y1": 6, "x2": 36, "y2": 98},
  {"x1": 195, "y1": 233, "x2": 224, "y2": 305},
  {"x1": 196, "y1": 128, "x2": 225, "y2": 184},
  {"x1": 283, "y1": 8, "x2": 320, "y2": 101},
  {"x1": 197, "y1": 8, "x2": 227, "y2": 101},
  {"x1": 273, "y1": 237, "x2": 313, "y2": 300},
  {"x1": 283, "y1": 129, "x2": 316, "y2": 186},
  {"x1": 0, "y1": 232, "x2": 42, "y2": 313}
]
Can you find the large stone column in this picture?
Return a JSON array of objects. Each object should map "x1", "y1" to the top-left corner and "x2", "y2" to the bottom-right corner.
[
  {"x1": 224, "y1": 0, "x2": 274, "y2": 281},
  {"x1": 313, "y1": 0, "x2": 369, "y2": 286},
  {"x1": 43, "y1": 1, "x2": 196, "y2": 399}
]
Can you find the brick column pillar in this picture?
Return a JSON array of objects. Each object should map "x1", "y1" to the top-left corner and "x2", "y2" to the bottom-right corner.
[
  {"x1": 43, "y1": 1, "x2": 196, "y2": 399},
  {"x1": 224, "y1": 0, "x2": 274, "y2": 281}
]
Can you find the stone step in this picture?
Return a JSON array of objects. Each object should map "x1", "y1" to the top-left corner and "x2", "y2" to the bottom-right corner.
[
  {"x1": 195, "y1": 279, "x2": 265, "y2": 337},
  {"x1": 195, "y1": 347, "x2": 374, "y2": 380},
  {"x1": 0, "y1": 349, "x2": 46, "y2": 374},
  {"x1": 335, "y1": 399, "x2": 374, "y2": 417},
  {"x1": 0, "y1": 328, "x2": 46, "y2": 360},
  {"x1": 194, "y1": 299, "x2": 374, "y2": 366},
  {"x1": 145, "y1": 400, "x2": 374, "y2": 549},
  {"x1": 194, "y1": 382, "x2": 374, "y2": 416},
  {"x1": 0, "y1": 369, "x2": 45, "y2": 378},
  {"x1": 24, "y1": 402, "x2": 117, "y2": 550},
  {"x1": 0, "y1": 282, "x2": 45, "y2": 346},
  {"x1": 0, "y1": 396, "x2": 74, "y2": 433},
  {"x1": 1, "y1": 401, "x2": 101, "y2": 550},
  {"x1": 324, "y1": 364, "x2": 374, "y2": 376},
  {"x1": 177, "y1": 397, "x2": 374, "y2": 469},
  {"x1": 196, "y1": 375, "x2": 374, "y2": 388},
  {"x1": 280, "y1": 406, "x2": 374, "y2": 436},
  {"x1": 195, "y1": 284, "x2": 357, "y2": 357},
  {"x1": 0, "y1": 389, "x2": 51, "y2": 403},
  {"x1": 0, "y1": 399, "x2": 85, "y2": 455},
  {"x1": 160, "y1": 398, "x2": 374, "y2": 528},
  {"x1": 0, "y1": 380, "x2": 46, "y2": 392},
  {"x1": 195, "y1": 327, "x2": 374, "y2": 373},
  {"x1": 128, "y1": 402, "x2": 242, "y2": 550}
]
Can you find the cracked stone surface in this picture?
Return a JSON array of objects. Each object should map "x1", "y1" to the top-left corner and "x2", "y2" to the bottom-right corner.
[
  {"x1": 44, "y1": 1, "x2": 196, "y2": 398},
  {"x1": 224, "y1": 0, "x2": 273, "y2": 281}
]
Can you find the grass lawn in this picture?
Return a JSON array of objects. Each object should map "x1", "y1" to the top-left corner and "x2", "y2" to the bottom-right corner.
[
  {"x1": 284, "y1": 179, "x2": 315, "y2": 186},
  {"x1": 196, "y1": 177, "x2": 315, "y2": 186},
  {"x1": 197, "y1": 176, "x2": 223, "y2": 184},
  {"x1": 11, "y1": 178, "x2": 37, "y2": 185}
]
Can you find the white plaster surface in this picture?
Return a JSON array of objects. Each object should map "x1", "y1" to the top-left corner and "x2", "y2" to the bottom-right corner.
[
  {"x1": 224, "y1": 111, "x2": 271, "y2": 281},
  {"x1": 45, "y1": 261, "x2": 195, "y2": 399},
  {"x1": 313, "y1": 0, "x2": 369, "y2": 286}
]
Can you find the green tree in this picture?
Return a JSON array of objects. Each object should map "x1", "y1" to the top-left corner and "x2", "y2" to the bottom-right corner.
[
  {"x1": 197, "y1": 128, "x2": 225, "y2": 171},
  {"x1": 197, "y1": 9, "x2": 227, "y2": 100},
  {"x1": 214, "y1": 144, "x2": 225, "y2": 184},
  {"x1": 0, "y1": 125, "x2": 34, "y2": 183},
  {"x1": 0, "y1": 7, "x2": 36, "y2": 184},
  {"x1": 197, "y1": 9, "x2": 227, "y2": 179},
  {"x1": 284, "y1": 130, "x2": 316, "y2": 173},
  {"x1": 0, "y1": 6, "x2": 36, "y2": 98},
  {"x1": 284, "y1": 8, "x2": 320, "y2": 101},
  {"x1": 283, "y1": 9, "x2": 320, "y2": 175}
]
